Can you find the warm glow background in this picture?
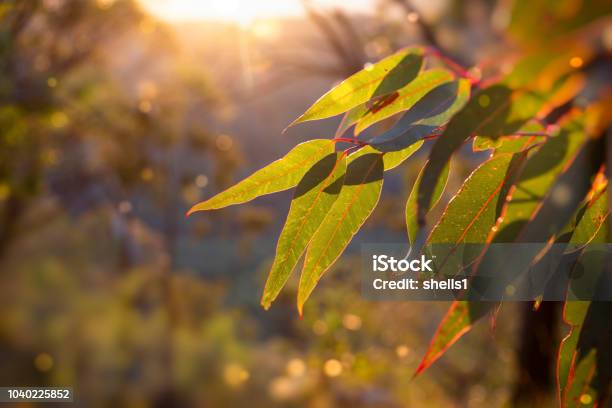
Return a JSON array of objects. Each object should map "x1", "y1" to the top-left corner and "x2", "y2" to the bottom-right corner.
[
  {"x1": 4, "y1": 1, "x2": 607, "y2": 406},
  {"x1": 141, "y1": 0, "x2": 375, "y2": 24}
]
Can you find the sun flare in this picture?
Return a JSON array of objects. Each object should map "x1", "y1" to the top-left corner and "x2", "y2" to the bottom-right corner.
[
  {"x1": 140, "y1": 0, "x2": 373, "y2": 24},
  {"x1": 141, "y1": 0, "x2": 301, "y2": 25}
]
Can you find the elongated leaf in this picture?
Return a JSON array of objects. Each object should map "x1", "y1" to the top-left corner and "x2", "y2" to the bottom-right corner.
[
  {"x1": 354, "y1": 69, "x2": 454, "y2": 134},
  {"x1": 347, "y1": 141, "x2": 424, "y2": 171},
  {"x1": 187, "y1": 139, "x2": 333, "y2": 213},
  {"x1": 373, "y1": 124, "x2": 438, "y2": 152},
  {"x1": 415, "y1": 80, "x2": 471, "y2": 127},
  {"x1": 415, "y1": 153, "x2": 524, "y2": 374},
  {"x1": 558, "y1": 190, "x2": 609, "y2": 399},
  {"x1": 335, "y1": 105, "x2": 369, "y2": 137},
  {"x1": 536, "y1": 184, "x2": 609, "y2": 299},
  {"x1": 428, "y1": 153, "x2": 519, "y2": 244},
  {"x1": 406, "y1": 161, "x2": 450, "y2": 244},
  {"x1": 371, "y1": 79, "x2": 470, "y2": 152},
  {"x1": 418, "y1": 114, "x2": 599, "y2": 376},
  {"x1": 416, "y1": 85, "x2": 511, "y2": 225},
  {"x1": 381, "y1": 141, "x2": 424, "y2": 170},
  {"x1": 297, "y1": 148, "x2": 384, "y2": 314},
  {"x1": 559, "y1": 301, "x2": 591, "y2": 397},
  {"x1": 563, "y1": 302, "x2": 612, "y2": 407},
  {"x1": 473, "y1": 121, "x2": 546, "y2": 153},
  {"x1": 517, "y1": 116, "x2": 605, "y2": 242},
  {"x1": 289, "y1": 48, "x2": 424, "y2": 126},
  {"x1": 502, "y1": 48, "x2": 591, "y2": 92},
  {"x1": 472, "y1": 73, "x2": 585, "y2": 151},
  {"x1": 516, "y1": 136, "x2": 605, "y2": 242},
  {"x1": 493, "y1": 114, "x2": 587, "y2": 242},
  {"x1": 415, "y1": 301, "x2": 491, "y2": 375},
  {"x1": 417, "y1": 85, "x2": 544, "y2": 228},
  {"x1": 508, "y1": 0, "x2": 610, "y2": 48},
  {"x1": 503, "y1": 50, "x2": 565, "y2": 89},
  {"x1": 569, "y1": 188, "x2": 609, "y2": 245},
  {"x1": 261, "y1": 153, "x2": 347, "y2": 309},
  {"x1": 561, "y1": 247, "x2": 609, "y2": 403}
]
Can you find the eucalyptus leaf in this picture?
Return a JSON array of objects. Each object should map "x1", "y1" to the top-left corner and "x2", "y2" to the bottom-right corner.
[
  {"x1": 261, "y1": 153, "x2": 347, "y2": 309},
  {"x1": 406, "y1": 161, "x2": 449, "y2": 245},
  {"x1": 187, "y1": 139, "x2": 334, "y2": 213},
  {"x1": 297, "y1": 148, "x2": 384, "y2": 314},
  {"x1": 354, "y1": 69, "x2": 454, "y2": 134},
  {"x1": 370, "y1": 79, "x2": 470, "y2": 152},
  {"x1": 289, "y1": 48, "x2": 424, "y2": 127}
]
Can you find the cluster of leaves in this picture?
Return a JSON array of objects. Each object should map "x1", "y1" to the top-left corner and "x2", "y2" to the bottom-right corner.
[
  {"x1": 188, "y1": 47, "x2": 470, "y2": 312},
  {"x1": 189, "y1": 24, "x2": 611, "y2": 408}
]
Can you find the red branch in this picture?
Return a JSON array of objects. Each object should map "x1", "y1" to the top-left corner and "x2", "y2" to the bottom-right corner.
[
  {"x1": 425, "y1": 46, "x2": 478, "y2": 84},
  {"x1": 333, "y1": 137, "x2": 368, "y2": 146}
]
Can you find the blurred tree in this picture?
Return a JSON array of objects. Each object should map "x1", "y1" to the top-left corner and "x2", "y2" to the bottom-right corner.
[{"x1": 0, "y1": 1, "x2": 233, "y2": 406}]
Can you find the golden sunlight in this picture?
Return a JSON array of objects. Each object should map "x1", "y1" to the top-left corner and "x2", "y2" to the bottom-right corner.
[{"x1": 140, "y1": 0, "x2": 373, "y2": 25}]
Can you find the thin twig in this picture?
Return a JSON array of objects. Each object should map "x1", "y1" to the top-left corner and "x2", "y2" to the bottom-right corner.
[
  {"x1": 425, "y1": 47, "x2": 477, "y2": 83},
  {"x1": 333, "y1": 137, "x2": 368, "y2": 145}
]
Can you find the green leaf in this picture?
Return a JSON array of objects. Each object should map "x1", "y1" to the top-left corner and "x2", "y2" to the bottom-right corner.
[
  {"x1": 492, "y1": 114, "x2": 587, "y2": 242},
  {"x1": 417, "y1": 113, "x2": 598, "y2": 375},
  {"x1": 261, "y1": 152, "x2": 346, "y2": 309},
  {"x1": 415, "y1": 301, "x2": 491, "y2": 376},
  {"x1": 502, "y1": 50, "x2": 565, "y2": 89},
  {"x1": 418, "y1": 114, "x2": 604, "y2": 377},
  {"x1": 370, "y1": 79, "x2": 470, "y2": 152},
  {"x1": 560, "y1": 217, "x2": 609, "y2": 407},
  {"x1": 297, "y1": 147, "x2": 384, "y2": 314},
  {"x1": 417, "y1": 85, "x2": 544, "y2": 227},
  {"x1": 473, "y1": 121, "x2": 546, "y2": 153},
  {"x1": 562, "y1": 302, "x2": 612, "y2": 407},
  {"x1": 501, "y1": 49, "x2": 589, "y2": 93},
  {"x1": 569, "y1": 188, "x2": 609, "y2": 245},
  {"x1": 335, "y1": 105, "x2": 369, "y2": 137},
  {"x1": 380, "y1": 141, "x2": 424, "y2": 170},
  {"x1": 415, "y1": 153, "x2": 523, "y2": 374},
  {"x1": 410, "y1": 80, "x2": 471, "y2": 127},
  {"x1": 347, "y1": 141, "x2": 424, "y2": 171},
  {"x1": 354, "y1": 69, "x2": 455, "y2": 134},
  {"x1": 187, "y1": 139, "x2": 333, "y2": 213},
  {"x1": 428, "y1": 153, "x2": 520, "y2": 244},
  {"x1": 559, "y1": 301, "x2": 591, "y2": 396},
  {"x1": 515, "y1": 135, "x2": 604, "y2": 242},
  {"x1": 416, "y1": 85, "x2": 511, "y2": 225},
  {"x1": 406, "y1": 161, "x2": 450, "y2": 244},
  {"x1": 289, "y1": 48, "x2": 424, "y2": 127},
  {"x1": 530, "y1": 183, "x2": 609, "y2": 300},
  {"x1": 508, "y1": 0, "x2": 611, "y2": 47},
  {"x1": 559, "y1": 191, "x2": 609, "y2": 399},
  {"x1": 417, "y1": 114, "x2": 603, "y2": 376}
]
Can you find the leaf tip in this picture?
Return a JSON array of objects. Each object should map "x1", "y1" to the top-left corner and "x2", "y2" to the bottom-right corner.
[
  {"x1": 186, "y1": 201, "x2": 207, "y2": 216},
  {"x1": 283, "y1": 115, "x2": 306, "y2": 133},
  {"x1": 413, "y1": 361, "x2": 427, "y2": 378},
  {"x1": 260, "y1": 295, "x2": 272, "y2": 311}
]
